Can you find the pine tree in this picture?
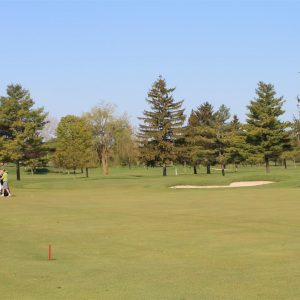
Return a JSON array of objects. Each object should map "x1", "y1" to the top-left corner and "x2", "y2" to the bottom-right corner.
[
  {"x1": 245, "y1": 81, "x2": 291, "y2": 172},
  {"x1": 185, "y1": 111, "x2": 201, "y2": 174},
  {"x1": 0, "y1": 84, "x2": 47, "y2": 180},
  {"x1": 223, "y1": 115, "x2": 248, "y2": 171},
  {"x1": 185, "y1": 102, "x2": 217, "y2": 174},
  {"x1": 138, "y1": 76, "x2": 185, "y2": 176},
  {"x1": 214, "y1": 104, "x2": 231, "y2": 176}
]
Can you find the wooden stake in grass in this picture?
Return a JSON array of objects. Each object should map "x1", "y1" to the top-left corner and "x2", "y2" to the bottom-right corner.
[{"x1": 48, "y1": 244, "x2": 52, "y2": 261}]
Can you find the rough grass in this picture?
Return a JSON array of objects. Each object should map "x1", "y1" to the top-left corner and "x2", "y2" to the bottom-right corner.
[{"x1": 0, "y1": 165, "x2": 300, "y2": 299}]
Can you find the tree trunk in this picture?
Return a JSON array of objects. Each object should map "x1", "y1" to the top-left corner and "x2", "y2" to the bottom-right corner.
[
  {"x1": 193, "y1": 164, "x2": 197, "y2": 175},
  {"x1": 234, "y1": 163, "x2": 238, "y2": 172},
  {"x1": 206, "y1": 164, "x2": 211, "y2": 174},
  {"x1": 162, "y1": 163, "x2": 167, "y2": 176},
  {"x1": 221, "y1": 163, "x2": 225, "y2": 176},
  {"x1": 283, "y1": 159, "x2": 287, "y2": 169},
  {"x1": 265, "y1": 157, "x2": 270, "y2": 173},
  {"x1": 16, "y1": 161, "x2": 21, "y2": 181},
  {"x1": 85, "y1": 167, "x2": 89, "y2": 178},
  {"x1": 101, "y1": 147, "x2": 109, "y2": 175},
  {"x1": 81, "y1": 168, "x2": 83, "y2": 173},
  {"x1": 183, "y1": 161, "x2": 187, "y2": 173}
]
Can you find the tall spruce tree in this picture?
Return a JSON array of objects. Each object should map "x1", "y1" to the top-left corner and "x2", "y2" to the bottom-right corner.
[
  {"x1": 185, "y1": 110, "x2": 201, "y2": 174},
  {"x1": 186, "y1": 102, "x2": 217, "y2": 174},
  {"x1": 0, "y1": 84, "x2": 47, "y2": 180},
  {"x1": 245, "y1": 81, "x2": 291, "y2": 172},
  {"x1": 223, "y1": 115, "x2": 248, "y2": 171},
  {"x1": 214, "y1": 104, "x2": 231, "y2": 176},
  {"x1": 138, "y1": 76, "x2": 185, "y2": 176}
]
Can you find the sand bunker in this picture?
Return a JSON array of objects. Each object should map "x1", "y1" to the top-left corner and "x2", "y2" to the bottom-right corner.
[{"x1": 171, "y1": 181, "x2": 274, "y2": 189}]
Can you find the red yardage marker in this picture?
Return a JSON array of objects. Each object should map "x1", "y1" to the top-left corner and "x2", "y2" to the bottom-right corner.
[{"x1": 48, "y1": 244, "x2": 52, "y2": 260}]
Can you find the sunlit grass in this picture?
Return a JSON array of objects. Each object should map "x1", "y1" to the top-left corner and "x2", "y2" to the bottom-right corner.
[{"x1": 0, "y1": 165, "x2": 299, "y2": 299}]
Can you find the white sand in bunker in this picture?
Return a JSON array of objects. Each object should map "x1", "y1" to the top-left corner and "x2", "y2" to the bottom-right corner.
[{"x1": 171, "y1": 181, "x2": 274, "y2": 189}]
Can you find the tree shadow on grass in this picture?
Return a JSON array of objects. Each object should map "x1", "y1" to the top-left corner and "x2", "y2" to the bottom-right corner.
[{"x1": 24, "y1": 167, "x2": 49, "y2": 175}]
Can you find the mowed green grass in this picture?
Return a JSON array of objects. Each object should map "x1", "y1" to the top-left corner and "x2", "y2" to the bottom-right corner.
[{"x1": 0, "y1": 165, "x2": 300, "y2": 300}]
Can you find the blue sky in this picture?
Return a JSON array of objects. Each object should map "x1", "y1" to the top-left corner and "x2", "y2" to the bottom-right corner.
[{"x1": 0, "y1": 0, "x2": 299, "y2": 125}]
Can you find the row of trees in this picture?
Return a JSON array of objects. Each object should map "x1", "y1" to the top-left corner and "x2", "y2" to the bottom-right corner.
[
  {"x1": 0, "y1": 77, "x2": 299, "y2": 179},
  {"x1": 53, "y1": 104, "x2": 137, "y2": 176},
  {"x1": 138, "y1": 77, "x2": 299, "y2": 175},
  {"x1": 0, "y1": 85, "x2": 137, "y2": 180}
]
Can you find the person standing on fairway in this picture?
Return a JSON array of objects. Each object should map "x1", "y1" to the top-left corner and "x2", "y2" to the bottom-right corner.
[{"x1": 1, "y1": 170, "x2": 11, "y2": 197}]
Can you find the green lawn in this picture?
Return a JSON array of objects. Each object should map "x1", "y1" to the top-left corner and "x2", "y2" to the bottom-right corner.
[{"x1": 0, "y1": 165, "x2": 300, "y2": 299}]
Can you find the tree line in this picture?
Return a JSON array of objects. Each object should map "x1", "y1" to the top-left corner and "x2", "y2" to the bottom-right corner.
[
  {"x1": 139, "y1": 76, "x2": 299, "y2": 176},
  {"x1": 0, "y1": 85, "x2": 137, "y2": 180},
  {"x1": 0, "y1": 77, "x2": 299, "y2": 180}
]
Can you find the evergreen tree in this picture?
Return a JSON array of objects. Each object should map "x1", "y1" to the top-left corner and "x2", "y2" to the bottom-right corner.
[
  {"x1": 223, "y1": 115, "x2": 248, "y2": 171},
  {"x1": 23, "y1": 142, "x2": 49, "y2": 174},
  {"x1": 214, "y1": 104, "x2": 231, "y2": 176},
  {"x1": 138, "y1": 76, "x2": 185, "y2": 176},
  {"x1": 44, "y1": 137, "x2": 57, "y2": 169},
  {"x1": 186, "y1": 102, "x2": 217, "y2": 174},
  {"x1": 185, "y1": 112, "x2": 200, "y2": 174},
  {"x1": 245, "y1": 81, "x2": 291, "y2": 172},
  {"x1": 0, "y1": 84, "x2": 47, "y2": 180}
]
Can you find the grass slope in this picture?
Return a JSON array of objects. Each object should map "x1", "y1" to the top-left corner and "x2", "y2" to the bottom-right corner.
[{"x1": 0, "y1": 165, "x2": 299, "y2": 299}]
